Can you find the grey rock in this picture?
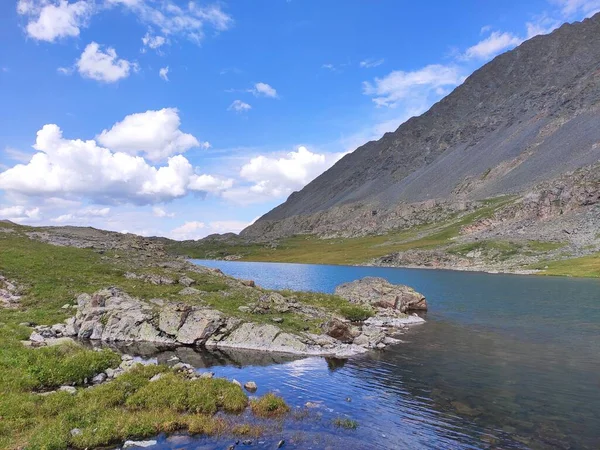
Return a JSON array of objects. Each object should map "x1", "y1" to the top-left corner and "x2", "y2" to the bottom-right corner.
[
  {"x1": 149, "y1": 373, "x2": 163, "y2": 382},
  {"x1": 70, "y1": 428, "x2": 82, "y2": 436},
  {"x1": 123, "y1": 440, "x2": 157, "y2": 448},
  {"x1": 92, "y1": 373, "x2": 107, "y2": 384},
  {"x1": 200, "y1": 371, "x2": 214, "y2": 379},
  {"x1": 178, "y1": 276, "x2": 195, "y2": 287},
  {"x1": 178, "y1": 287, "x2": 200, "y2": 295},
  {"x1": 59, "y1": 386, "x2": 77, "y2": 395},
  {"x1": 244, "y1": 381, "x2": 257, "y2": 392},
  {"x1": 335, "y1": 277, "x2": 427, "y2": 312}
]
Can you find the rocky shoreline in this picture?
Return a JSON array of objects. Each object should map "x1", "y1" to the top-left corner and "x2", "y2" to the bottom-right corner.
[{"x1": 24, "y1": 277, "x2": 427, "y2": 358}]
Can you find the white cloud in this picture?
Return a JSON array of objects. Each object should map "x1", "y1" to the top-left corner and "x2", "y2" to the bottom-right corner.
[
  {"x1": 462, "y1": 31, "x2": 522, "y2": 60},
  {"x1": 142, "y1": 32, "x2": 166, "y2": 50},
  {"x1": 360, "y1": 58, "x2": 384, "y2": 68},
  {"x1": 107, "y1": 0, "x2": 233, "y2": 45},
  {"x1": 159, "y1": 66, "x2": 169, "y2": 81},
  {"x1": 170, "y1": 221, "x2": 205, "y2": 240},
  {"x1": 76, "y1": 42, "x2": 133, "y2": 83},
  {"x1": 57, "y1": 66, "x2": 73, "y2": 75},
  {"x1": 321, "y1": 63, "x2": 335, "y2": 71},
  {"x1": 0, "y1": 205, "x2": 41, "y2": 223},
  {"x1": 152, "y1": 206, "x2": 175, "y2": 218},
  {"x1": 96, "y1": 108, "x2": 201, "y2": 161},
  {"x1": 526, "y1": 15, "x2": 561, "y2": 38},
  {"x1": 188, "y1": 174, "x2": 233, "y2": 192},
  {"x1": 554, "y1": 0, "x2": 600, "y2": 17},
  {"x1": 228, "y1": 100, "x2": 251, "y2": 113},
  {"x1": 250, "y1": 82, "x2": 278, "y2": 98},
  {"x1": 223, "y1": 146, "x2": 346, "y2": 203},
  {"x1": 170, "y1": 219, "x2": 250, "y2": 240},
  {"x1": 17, "y1": 0, "x2": 92, "y2": 42},
  {"x1": 0, "y1": 123, "x2": 229, "y2": 205},
  {"x1": 363, "y1": 64, "x2": 463, "y2": 108}
]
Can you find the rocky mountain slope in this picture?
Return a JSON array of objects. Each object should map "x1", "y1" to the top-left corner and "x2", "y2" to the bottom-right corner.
[{"x1": 242, "y1": 13, "x2": 600, "y2": 242}]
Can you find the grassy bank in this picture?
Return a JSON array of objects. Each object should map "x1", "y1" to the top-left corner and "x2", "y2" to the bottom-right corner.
[
  {"x1": 168, "y1": 198, "x2": 516, "y2": 265},
  {"x1": 530, "y1": 253, "x2": 600, "y2": 278},
  {"x1": 0, "y1": 224, "x2": 317, "y2": 449}
]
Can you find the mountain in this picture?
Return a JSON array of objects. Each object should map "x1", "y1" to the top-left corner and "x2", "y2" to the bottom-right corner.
[{"x1": 242, "y1": 14, "x2": 600, "y2": 240}]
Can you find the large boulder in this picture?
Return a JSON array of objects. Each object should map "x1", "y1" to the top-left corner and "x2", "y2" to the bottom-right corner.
[
  {"x1": 335, "y1": 277, "x2": 427, "y2": 312},
  {"x1": 74, "y1": 288, "x2": 224, "y2": 346}
]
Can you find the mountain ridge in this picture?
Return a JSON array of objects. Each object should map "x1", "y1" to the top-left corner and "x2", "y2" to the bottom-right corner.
[{"x1": 242, "y1": 13, "x2": 600, "y2": 239}]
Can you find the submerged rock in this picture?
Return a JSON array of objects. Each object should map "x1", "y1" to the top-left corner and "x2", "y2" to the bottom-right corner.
[{"x1": 335, "y1": 277, "x2": 428, "y2": 312}]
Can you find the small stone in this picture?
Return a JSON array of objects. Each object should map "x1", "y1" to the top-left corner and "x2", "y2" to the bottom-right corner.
[
  {"x1": 149, "y1": 373, "x2": 163, "y2": 382},
  {"x1": 105, "y1": 368, "x2": 116, "y2": 378},
  {"x1": 61, "y1": 304, "x2": 70, "y2": 309},
  {"x1": 121, "y1": 354, "x2": 134, "y2": 361},
  {"x1": 244, "y1": 381, "x2": 257, "y2": 392},
  {"x1": 70, "y1": 428, "x2": 82, "y2": 436},
  {"x1": 200, "y1": 371, "x2": 214, "y2": 379},
  {"x1": 92, "y1": 373, "x2": 107, "y2": 384},
  {"x1": 123, "y1": 440, "x2": 158, "y2": 448},
  {"x1": 29, "y1": 332, "x2": 45, "y2": 343},
  {"x1": 232, "y1": 379, "x2": 242, "y2": 388},
  {"x1": 227, "y1": 446, "x2": 235, "y2": 450},
  {"x1": 238, "y1": 306, "x2": 251, "y2": 313},
  {"x1": 272, "y1": 317, "x2": 283, "y2": 323},
  {"x1": 277, "y1": 440, "x2": 285, "y2": 448},
  {"x1": 345, "y1": 397, "x2": 352, "y2": 402},
  {"x1": 59, "y1": 386, "x2": 77, "y2": 395},
  {"x1": 376, "y1": 342, "x2": 386, "y2": 349},
  {"x1": 19, "y1": 322, "x2": 32, "y2": 327},
  {"x1": 179, "y1": 276, "x2": 195, "y2": 287},
  {"x1": 241, "y1": 279, "x2": 256, "y2": 287},
  {"x1": 179, "y1": 287, "x2": 200, "y2": 296},
  {"x1": 305, "y1": 401, "x2": 320, "y2": 408},
  {"x1": 242, "y1": 440, "x2": 252, "y2": 446}
]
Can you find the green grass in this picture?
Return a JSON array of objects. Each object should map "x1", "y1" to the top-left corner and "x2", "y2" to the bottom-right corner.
[
  {"x1": 250, "y1": 393, "x2": 290, "y2": 418},
  {"x1": 530, "y1": 252, "x2": 600, "y2": 278},
  {"x1": 339, "y1": 305, "x2": 374, "y2": 322},
  {"x1": 168, "y1": 196, "x2": 516, "y2": 265},
  {"x1": 333, "y1": 417, "x2": 358, "y2": 429},
  {"x1": 0, "y1": 225, "x2": 356, "y2": 448}
]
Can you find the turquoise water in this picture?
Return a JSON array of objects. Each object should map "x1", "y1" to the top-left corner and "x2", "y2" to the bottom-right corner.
[{"x1": 147, "y1": 260, "x2": 600, "y2": 449}]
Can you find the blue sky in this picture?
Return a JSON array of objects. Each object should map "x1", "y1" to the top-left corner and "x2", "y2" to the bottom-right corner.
[{"x1": 0, "y1": 0, "x2": 598, "y2": 239}]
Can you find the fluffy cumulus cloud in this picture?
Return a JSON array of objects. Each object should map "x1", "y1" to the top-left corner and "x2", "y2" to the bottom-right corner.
[
  {"x1": 96, "y1": 108, "x2": 203, "y2": 161},
  {"x1": 0, "y1": 123, "x2": 230, "y2": 205},
  {"x1": 17, "y1": 0, "x2": 92, "y2": 42},
  {"x1": 0, "y1": 205, "x2": 41, "y2": 223},
  {"x1": 363, "y1": 65, "x2": 464, "y2": 108},
  {"x1": 250, "y1": 82, "x2": 278, "y2": 98},
  {"x1": 223, "y1": 146, "x2": 346, "y2": 203},
  {"x1": 228, "y1": 100, "x2": 251, "y2": 112},
  {"x1": 462, "y1": 31, "x2": 523, "y2": 60},
  {"x1": 76, "y1": 42, "x2": 134, "y2": 83}
]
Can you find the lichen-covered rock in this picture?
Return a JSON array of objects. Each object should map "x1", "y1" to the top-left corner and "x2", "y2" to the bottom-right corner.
[
  {"x1": 176, "y1": 309, "x2": 224, "y2": 345},
  {"x1": 335, "y1": 277, "x2": 428, "y2": 312}
]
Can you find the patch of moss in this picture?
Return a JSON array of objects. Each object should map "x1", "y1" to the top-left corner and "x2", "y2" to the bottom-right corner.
[
  {"x1": 333, "y1": 417, "x2": 358, "y2": 429},
  {"x1": 250, "y1": 393, "x2": 290, "y2": 419},
  {"x1": 339, "y1": 305, "x2": 374, "y2": 322}
]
